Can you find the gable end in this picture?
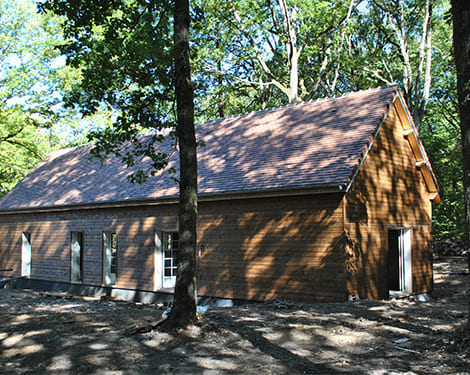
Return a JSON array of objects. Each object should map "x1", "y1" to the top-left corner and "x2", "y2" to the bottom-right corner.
[{"x1": 346, "y1": 90, "x2": 440, "y2": 203}]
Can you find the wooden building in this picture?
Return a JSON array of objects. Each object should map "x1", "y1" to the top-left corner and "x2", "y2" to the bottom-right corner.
[{"x1": 0, "y1": 86, "x2": 440, "y2": 302}]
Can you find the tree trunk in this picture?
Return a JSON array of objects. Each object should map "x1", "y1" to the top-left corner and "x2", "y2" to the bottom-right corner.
[
  {"x1": 230, "y1": 0, "x2": 300, "y2": 104},
  {"x1": 413, "y1": 0, "x2": 432, "y2": 133},
  {"x1": 279, "y1": 0, "x2": 299, "y2": 104},
  {"x1": 451, "y1": 0, "x2": 470, "y2": 337},
  {"x1": 166, "y1": 0, "x2": 198, "y2": 329}
]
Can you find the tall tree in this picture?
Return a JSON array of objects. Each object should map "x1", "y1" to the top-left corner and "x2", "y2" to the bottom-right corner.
[
  {"x1": 0, "y1": 0, "x2": 62, "y2": 194},
  {"x1": 42, "y1": 0, "x2": 198, "y2": 328},
  {"x1": 351, "y1": 0, "x2": 433, "y2": 132},
  {"x1": 451, "y1": 0, "x2": 470, "y2": 339},
  {"x1": 192, "y1": 0, "x2": 357, "y2": 119},
  {"x1": 170, "y1": 0, "x2": 198, "y2": 328}
]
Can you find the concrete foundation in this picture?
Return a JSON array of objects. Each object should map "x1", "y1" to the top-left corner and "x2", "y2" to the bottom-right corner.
[{"x1": 1, "y1": 277, "x2": 248, "y2": 307}]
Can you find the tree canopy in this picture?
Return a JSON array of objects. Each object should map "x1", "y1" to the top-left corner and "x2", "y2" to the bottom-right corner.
[
  {"x1": 0, "y1": 0, "x2": 463, "y2": 241},
  {"x1": 191, "y1": 0, "x2": 461, "y2": 240},
  {"x1": 0, "y1": 0, "x2": 60, "y2": 194},
  {"x1": 40, "y1": 0, "x2": 177, "y2": 183},
  {"x1": 0, "y1": 0, "x2": 109, "y2": 195},
  {"x1": 42, "y1": 0, "x2": 198, "y2": 328}
]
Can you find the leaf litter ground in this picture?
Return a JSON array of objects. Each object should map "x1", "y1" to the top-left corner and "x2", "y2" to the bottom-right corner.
[{"x1": 0, "y1": 257, "x2": 468, "y2": 374}]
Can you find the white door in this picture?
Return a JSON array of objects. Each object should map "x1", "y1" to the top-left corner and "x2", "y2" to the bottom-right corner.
[
  {"x1": 155, "y1": 231, "x2": 178, "y2": 289},
  {"x1": 21, "y1": 232, "x2": 31, "y2": 277},
  {"x1": 401, "y1": 229, "x2": 412, "y2": 293}
]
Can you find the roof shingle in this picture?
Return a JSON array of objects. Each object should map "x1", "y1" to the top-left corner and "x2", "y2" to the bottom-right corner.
[{"x1": 0, "y1": 86, "x2": 400, "y2": 210}]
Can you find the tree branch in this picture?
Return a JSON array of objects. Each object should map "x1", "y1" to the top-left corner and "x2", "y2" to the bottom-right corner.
[{"x1": 229, "y1": 0, "x2": 291, "y2": 100}]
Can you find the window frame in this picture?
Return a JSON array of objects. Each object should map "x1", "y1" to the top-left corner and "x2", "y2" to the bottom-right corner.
[
  {"x1": 21, "y1": 232, "x2": 31, "y2": 277},
  {"x1": 102, "y1": 231, "x2": 117, "y2": 286},
  {"x1": 155, "y1": 230, "x2": 179, "y2": 289},
  {"x1": 70, "y1": 231, "x2": 84, "y2": 283}
]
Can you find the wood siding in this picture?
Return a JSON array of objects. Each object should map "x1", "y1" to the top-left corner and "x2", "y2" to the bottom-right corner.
[
  {"x1": 0, "y1": 206, "x2": 178, "y2": 291},
  {"x1": 0, "y1": 193, "x2": 346, "y2": 302},
  {"x1": 0, "y1": 101, "x2": 435, "y2": 303},
  {"x1": 345, "y1": 103, "x2": 433, "y2": 299},
  {"x1": 197, "y1": 194, "x2": 346, "y2": 302}
]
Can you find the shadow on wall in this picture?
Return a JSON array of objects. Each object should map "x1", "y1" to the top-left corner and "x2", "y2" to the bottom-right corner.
[
  {"x1": 197, "y1": 193, "x2": 348, "y2": 303},
  {"x1": 194, "y1": 100, "x2": 379, "y2": 303},
  {"x1": 0, "y1": 206, "x2": 178, "y2": 294},
  {"x1": 344, "y1": 107, "x2": 433, "y2": 300},
  {"x1": 0, "y1": 90, "x2": 433, "y2": 303},
  {"x1": 0, "y1": 222, "x2": 22, "y2": 279}
]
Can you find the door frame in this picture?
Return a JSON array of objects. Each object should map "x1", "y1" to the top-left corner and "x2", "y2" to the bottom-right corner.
[{"x1": 388, "y1": 227, "x2": 412, "y2": 295}]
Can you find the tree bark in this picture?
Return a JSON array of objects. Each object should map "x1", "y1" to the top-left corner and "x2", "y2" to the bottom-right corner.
[
  {"x1": 412, "y1": 0, "x2": 432, "y2": 133},
  {"x1": 373, "y1": 0, "x2": 432, "y2": 134},
  {"x1": 279, "y1": 0, "x2": 300, "y2": 104},
  {"x1": 166, "y1": 0, "x2": 198, "y2": 329},
  {"x1": 451, "y1": 0, "x2": 470, "y2": 336}
]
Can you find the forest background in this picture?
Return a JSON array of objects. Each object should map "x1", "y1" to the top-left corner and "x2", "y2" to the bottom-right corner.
[{"x1": 0, "y1": 0, "x2": 461, "y2": 242}]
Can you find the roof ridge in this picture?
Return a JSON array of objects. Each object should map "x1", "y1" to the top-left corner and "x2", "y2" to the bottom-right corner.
[
  {"x1": 48, "y1": 144, "x2": 89, "y2": 158},
  {"x1": 198, "y1": 85, "x2": 398, "y2": 127},
  {"x1": 301, "y1": 85, "x2": 399, "y2": 106}
]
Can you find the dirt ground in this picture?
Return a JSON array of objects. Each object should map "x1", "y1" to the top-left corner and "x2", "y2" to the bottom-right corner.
[{"x1": 0, "y1": 257, "x2": 469, "y2": 375}]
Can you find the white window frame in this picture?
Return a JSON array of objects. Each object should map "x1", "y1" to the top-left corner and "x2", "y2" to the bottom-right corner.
[
  {"x1": 154, "y1": 231, "x2": 178, "y2": 289},
  {"x1": 70, "y1": 231, "x2": 83, "y2": 283},
  {"x1": 21, "y1": 232, "x2": 31, "y2": 277},
  {"x1": 103, "y1": 232, "x2": 117, "y2": 286}
]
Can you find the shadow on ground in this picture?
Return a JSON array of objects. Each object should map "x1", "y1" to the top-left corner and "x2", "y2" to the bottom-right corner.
[{"x1": 0, "y1": 257, "x2": 468, "y2": 374}]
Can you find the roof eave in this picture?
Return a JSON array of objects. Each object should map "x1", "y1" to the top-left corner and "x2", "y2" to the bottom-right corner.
[
  {"x1": 198, "y1": 183, "x2": 348, "y2": 202},
  {"x1": 0, "y1": 183, "x2": 348, "y2": 215},
  {"x1": 394, "y1": 92, "x2": 441, "y2": 203}
]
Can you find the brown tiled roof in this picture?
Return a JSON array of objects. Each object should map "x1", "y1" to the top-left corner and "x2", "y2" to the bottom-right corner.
[{"x1": 0, "y1": 86, "x2": 403, "y2": 210}]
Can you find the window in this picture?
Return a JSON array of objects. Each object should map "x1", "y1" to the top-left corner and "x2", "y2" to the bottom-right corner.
[
  {"x1": 155, "y1": 231, "x2": 178, "y2": 289},
  {"x1": 21, "y1": 232, "x2": 31, "y2": 277},
  {"x1": 70, "y1": 232, "x2": 83, "y2": 283},
  {"x1": 103, "y1": 232, "x2": 117, "y2": 286},
  {"x1": 163, "y1": 232, "x2": 178, "y2": 282}
]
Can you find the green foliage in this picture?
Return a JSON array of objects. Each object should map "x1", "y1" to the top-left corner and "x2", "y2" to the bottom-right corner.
[
  {"x1": 191, "y1": 0, "x2": 354, "y2": 120},
  {"x1": 0, "y1": 0, "x2": 61, "y2": 195},
  {"x1": 0, "y1": 0, "x2": 105, "y2": 196},
  {"x1": 421, "y1": 95, "x2": 464, "y2": 239},
  {"x1": 419, "y1": 1, "x2": 464, "y2": 239},
  {"x1": 41, "y1": 0, "x2": 177, "y2": 182},
  {"x1": 0, "y1": 107, "x2": 43, "y2": 195}
]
